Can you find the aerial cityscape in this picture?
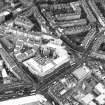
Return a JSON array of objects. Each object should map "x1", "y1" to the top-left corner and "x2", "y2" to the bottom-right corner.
[{"x1": 0, "y1": 0, "x2": 105, "y2": 105}]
